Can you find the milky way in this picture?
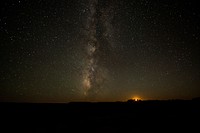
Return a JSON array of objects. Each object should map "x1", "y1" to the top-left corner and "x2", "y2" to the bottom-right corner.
[{"x1": 82, "y1": 0, "x2": 114, "y2": 97}]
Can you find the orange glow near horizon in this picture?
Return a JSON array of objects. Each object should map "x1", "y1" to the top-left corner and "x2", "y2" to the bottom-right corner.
[{"x1": 131, "y1": 96, "x2": 142, "y2": 101}]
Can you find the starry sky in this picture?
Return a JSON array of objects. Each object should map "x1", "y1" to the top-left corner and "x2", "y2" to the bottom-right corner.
[{"x1": 0, "y1": 0, "x2": 200, "y2": 102}]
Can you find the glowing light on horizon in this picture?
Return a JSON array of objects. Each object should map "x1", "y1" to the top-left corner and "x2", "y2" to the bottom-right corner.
[{"x1": 132, "y1": 96, "x2": 142, "y2": 101}]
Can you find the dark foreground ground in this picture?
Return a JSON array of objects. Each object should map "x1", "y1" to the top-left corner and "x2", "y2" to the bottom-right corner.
[{"x1": 0, "y1": 100, "x2": 200, "y2": 133}]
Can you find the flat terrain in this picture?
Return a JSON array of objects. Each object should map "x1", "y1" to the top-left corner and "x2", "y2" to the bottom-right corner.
[{"x1": 0, "y1": 100, "x2": 200, "y2": 132}]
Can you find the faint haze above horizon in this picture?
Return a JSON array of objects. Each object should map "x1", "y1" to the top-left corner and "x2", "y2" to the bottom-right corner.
[{"x1": 0, "y1": 0, "x2": 200, "y2": 102}]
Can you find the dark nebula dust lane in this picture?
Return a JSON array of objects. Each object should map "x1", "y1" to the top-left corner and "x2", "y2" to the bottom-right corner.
[
  {"x1": 82, "y1": 0, "x2": 99, "y2": 96},
  {"x1": 0, "y1": 0, "x2": 200, "y2": 102},
  {"x1": 81, "y1": 0, "x2": 115, "y2": 99}
]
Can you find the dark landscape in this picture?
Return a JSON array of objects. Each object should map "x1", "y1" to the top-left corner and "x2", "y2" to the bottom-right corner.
[
  {"x1": 1, "y1": 100, "x2": 200, "y2": 133},
  {"x1": 1, "y1": 0, "x2": 200, "y2": 132}
]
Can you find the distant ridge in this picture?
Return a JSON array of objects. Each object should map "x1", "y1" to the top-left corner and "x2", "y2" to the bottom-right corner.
[{"x1": 192, "y1": 97, "x2": 200, "y2": 101}]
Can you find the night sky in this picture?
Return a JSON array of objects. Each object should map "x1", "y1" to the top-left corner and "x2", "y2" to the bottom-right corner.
[{"x1": 0, "y1": 0, "x2": 200, "y2": 102}]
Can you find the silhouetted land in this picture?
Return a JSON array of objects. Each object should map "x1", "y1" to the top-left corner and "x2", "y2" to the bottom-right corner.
[{"x1": 0, "y1": 100, "x2": 200, "y2": 133}]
